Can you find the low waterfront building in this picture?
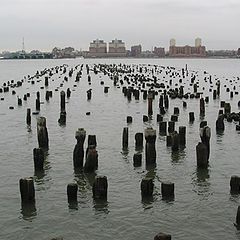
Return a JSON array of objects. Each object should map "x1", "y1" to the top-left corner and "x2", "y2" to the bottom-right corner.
[
  {"x1": 88, "y1": 39, "x2": 107, "y2": 57},
  {"x1": 153, "y1": 47, "x2": 165, "y2": 57},
  {"x1": 108, "y1": 39, "x2": 126, "y2": 57},
  {"x1": 169, "y1": 38, "x2": 206, "y2": 57},
  {"x1": 130, "y1": 45, "x2": 142, "y2": 57}
]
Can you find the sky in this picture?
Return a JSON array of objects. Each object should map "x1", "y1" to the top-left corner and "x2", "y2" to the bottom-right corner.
[{"x1": 0, "y1": 0, "x2": 239, "y2": 52}]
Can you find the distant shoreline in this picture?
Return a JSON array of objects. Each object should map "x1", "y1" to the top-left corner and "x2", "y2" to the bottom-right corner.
[{"x1": 0, "y1": 56, "x2": 239, "y2": 60}]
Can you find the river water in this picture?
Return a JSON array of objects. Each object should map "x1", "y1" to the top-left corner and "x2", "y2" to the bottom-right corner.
[{"x1": 0, "y1": 58, "x2": 240, "y2": 240}]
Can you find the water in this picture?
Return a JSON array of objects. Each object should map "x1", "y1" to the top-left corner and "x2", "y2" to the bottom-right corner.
[{"x1": 0, "y1": 58, "x2": 240, "y2": 240}]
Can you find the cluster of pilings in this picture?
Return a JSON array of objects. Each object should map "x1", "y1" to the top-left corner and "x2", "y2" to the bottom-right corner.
[{"x1": 4, "y1": 61, "x2": 239, "y2": 238}]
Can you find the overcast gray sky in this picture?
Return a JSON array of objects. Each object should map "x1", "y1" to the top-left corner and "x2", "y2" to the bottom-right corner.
[{"x1": 0, "y1": 0, "x2": 239, "y2": 52}]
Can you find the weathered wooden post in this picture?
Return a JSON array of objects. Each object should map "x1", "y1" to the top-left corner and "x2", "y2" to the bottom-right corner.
[
  {"x1": 67, "y1": 183, "x2": 78, "y2": 202},
  {"x1": 173, "y1": 107, "x2": 179, "y2": 115},
  {"x1": 200, "y1": 126, "x2": 211, "y2": 161},
  {"x1": 235, "y1": 206, "x2": 240, "y2": 227},
  {"x1": 26, "y1": 108, "x2": 31, "y2": 125},
  {"x1": 135, "y1": 132, "x2": 143, "y2": 149},
  {"x1": 168, "y1": 121, "x2": 175, "y2": 134},
  {"x1": 145, "y1": 128, "x2": 156, "y2": 165},
  {"x1": 154, "y1": 232, "x2": 172, "y2": 240},
  {"x1": 200, "y1": 98, "x2": 205, "y2": 116},
  {"x1": 84, "y1": 145, "x2": 98, "y2": 172},
  {"x1": 196, "y1": 142, "x2": 208, "y2": 168},
  {"x1": 189, "y1": 112, "x2": 195, "y2": 122},
  {"x1": 73, "y1": 128, "x2": 86, "y2": 168},
  {"x1": 164, "y1": 95, "x2": 169, "y2": 109},
  {"x1": 230, "y1": 176, "x2": 240, "y2": 193},
  {"x1": 33, "y1": 148, "x2": 44, "y2": 171},
  {"x1": 166, "y1": 135, "x2": 172, "y2": 146},
  {"x1": 171, "y1": 131, "x2": 179, "y2": 151},
  {"x1": 133, "y1": 153, "x2": 142, "y2": 167},
  {"x1": 87, "y1": 89, "x2": 92, "y2": 100},
  {"x1": 37, "y1": 117, "x2": 49, "y2": 149},
  {"x1": 179, "y1": 126, "x2": 186, "y2": 146},
  {"x1": 127, "y1": 116, "x2": 133, "y2": 123},
  {"x1": 161, "y1": 182, "x2": 174, "y2": 199},
  {"x1": 148, "y1": 92, "x2": 153, "y2": 115},
  {"x1": 216, "y1": 114, "x2": 225, "y2": 131},
  {"x1": 141, "y1": 177, "x2": 154, "y2": 197},
  {"x1": 224, "y1": 102, "x2": 231, "y2": 115},
  {"x1": 159, "y1": 121, "x2": 167, "y2": 135},
  {"x1": 19, "y1": 178, "x2": 35, "y2": 203},
  {"x1": 122, "y1": 127, "x2": 128, "y2": 149},
  {"x1": 159, "y1": 95, "x2": 164, "y2": 108},
  {"x1": 92, "y1": 176, "x2": 108, "y2": 200},
  {"x1": 67, "y1": 88, "x2": 71, "y2": 98},
  {"x1": 36, "y1": 99, "x2": 40, "y2": 111},
  {"x1": 45, "y1": 76, "x2": 49, "y2": 87},
  {"x1": 58, "y1": 91, "x2": 66, "y2": 124},
  {"x1": 60, "y1": 90, "x2": 65, "y2": 112}
]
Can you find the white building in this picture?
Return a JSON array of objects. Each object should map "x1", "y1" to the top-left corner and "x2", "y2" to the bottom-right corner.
[
  {"x1": 170, "y1": 38, "x2": 176, "y2": 47},
  {"x1": 195, "y1": 38, "x2": 202, "y2": 47}
]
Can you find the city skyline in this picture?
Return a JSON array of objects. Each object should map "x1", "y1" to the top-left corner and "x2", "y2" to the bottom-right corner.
[{"x1": 0, "y1": 0, "x2": 239, "y2": 52}]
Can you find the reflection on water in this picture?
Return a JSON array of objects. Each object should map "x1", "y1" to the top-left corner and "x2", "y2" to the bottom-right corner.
[
  {"x1": 192, "y1": 168, "x2": 211, "y2": 199},
  {"x1": 20, "y1": 202, "x2": 37, "y2": 221},
  {"x1": 216, "y1": 130, "x2": 224, "y2": 143},
  {"x1": 171, "y1": 147, "x2": 186, "y2": 163},
  {"x1": 68, "y1": 201, "x2": 78, "y2": 210},
  {"x1": 93, "y1": 199, "x2": 109, "y2": 215}
]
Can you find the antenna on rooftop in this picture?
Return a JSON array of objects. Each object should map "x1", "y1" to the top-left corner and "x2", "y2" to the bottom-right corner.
[{"x1": 22, "y1": 37, "x2": 25, "y2": 53}]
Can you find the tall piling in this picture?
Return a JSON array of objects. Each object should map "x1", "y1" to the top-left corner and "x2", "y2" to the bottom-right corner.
[
  {"x1": 145, "y1": 128, "x2": 156, "y2": 165},
  {"x1": 122, "y1": 127, "x2": 128, "y2": 149},
  {"x1": 37, "y1": 117, "x2": 49, "y2": 149},
  {"x1": 73, "y1": 128, "x2": 86, "y2": 169}
]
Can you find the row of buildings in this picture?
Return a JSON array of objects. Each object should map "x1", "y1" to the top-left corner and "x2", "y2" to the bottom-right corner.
[{"x1": 87, "y1": 38, "x2": 206, "y2": 58}]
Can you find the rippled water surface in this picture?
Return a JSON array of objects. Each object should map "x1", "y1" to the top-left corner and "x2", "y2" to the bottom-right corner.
[{"x1": 0, "y1": 58, "x2": 240, "y2": 240}]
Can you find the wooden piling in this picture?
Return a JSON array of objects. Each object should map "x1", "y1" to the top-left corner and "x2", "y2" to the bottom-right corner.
[
  {"x1": 122, "y1": 127, "x2": 128, "y2": 149},
  {"x1": 19, "y1": 178, "x2": 35, "y2": 203},
  {"x1": 230, "y1": 176, "x2": 240, "y2": 193},
  {"x1": 171, "y1": 131, "x2": 179, "y2": 151},
  {"x1": 141, "y1": 178, "x2": 154, "y2": 197},
  {"x1": 135, "y1": 133, "x2": 143, "y2": 149},
  {"x1": 196, "y1": 142, "x2": 208, "y2": 168},
  {"x1": 26, "y1": 108, "x2": 31, "y2": 125},
  {"x1": 133, "y1": 153, "x2": 142, "y2": 167},
  {"x1": 216, "y1": 114, "x2": 225, "y2": 131},
  {"x1": 33, "y1": 148, "x2": 44, "y2": 171},
  {"x1": 73, "y1": 128, "x2": 86, "y2": 169},
  {"x1": 67, "y1": 183, "x2": 78, "y2": 202},
  {"x1": 159, "y1": 121, "x2": 167, "y2": 135},
  {"x1": 60, "y1": 91, "x2": 66, "y2": 112},
  {"x1": 154, "y1": 232, "x2": 172, "y2": 240},
  {"x1": 179, "y1": 126, "x2": 186, "y2": 146},
  {"x1": 200, "y1": 98, "x2": 205, "y2": 115},
  {"x1": 92, "y1": 176, "x2": 108, "y2": 200},
  {"x1": 84, "y1": 145, "x2": 98, "y2": 172},
  {"x1": 145, "y1": 128, "x2": 156, "y2": 165},
  {"x1": 161, "y1": 182, "x2": 174, "y2": 199},
  {"x1": 37, "y1": 117, "x2": 49, "y2": 149},
  {"x1": 189, "y1": 112, "x2": 195, "y2": 122}
]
